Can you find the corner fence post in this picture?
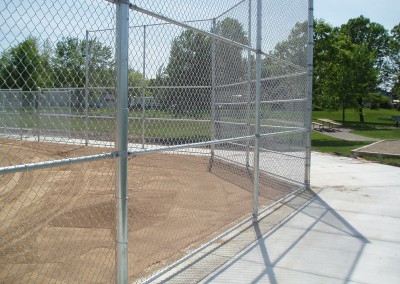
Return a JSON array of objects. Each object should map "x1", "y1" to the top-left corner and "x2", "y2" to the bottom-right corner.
[
  {"x1": 245, "y1": 0, "x2": 252, "y2": 169},
  {"x1": 253, "y1": 0, "x2": 262, "y2": 222},
  {"x1": 305, "y1": 0, "x2": 314, "y2": 190},
  {"x1": 115, "y1": 0, "x2": 129, "y2": 283}
]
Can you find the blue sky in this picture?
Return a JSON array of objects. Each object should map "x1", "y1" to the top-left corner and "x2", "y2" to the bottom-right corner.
[
  {"x1": 314, "y1": 0, "x2": 399, "y2": 30},
  {"x1": 1, "y1": 0, "x2": 398, "y2": 79}
]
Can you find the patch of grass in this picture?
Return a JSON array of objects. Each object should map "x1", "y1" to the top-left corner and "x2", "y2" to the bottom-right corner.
[
  {"x1": 311, "y1": 131, "x2": 370, "y2": 156},
  {"x1": 351, "y1": 128, "x2": 400, "y2": 139},
  {"x1": 313, "y1": 108, "x2": 400, "y2": 140},
  {"x1": 313, "y1": 108, "x2": 400, "y2": 126}
]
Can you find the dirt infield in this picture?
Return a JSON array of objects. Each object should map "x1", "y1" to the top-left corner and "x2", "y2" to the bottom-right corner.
[{"x1": 0, "y1": 139, "x2": 294, "y2": 283}]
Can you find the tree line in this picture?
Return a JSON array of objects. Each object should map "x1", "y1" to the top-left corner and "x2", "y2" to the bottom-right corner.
[
  {"x1": 313, "y1": 16, "x2": 399, "y2": 122},
  {"x1": 1, "y1": 16, "x2": 399, "y2": 122}
]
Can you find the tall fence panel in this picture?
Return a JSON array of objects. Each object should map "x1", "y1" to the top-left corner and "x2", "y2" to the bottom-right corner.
[
  {"x1": 1, "y1": 0, "x2": 312, "y2": 283},
  {"x1": 1, "y1": 1, "x2": 118, "y2": 283}
]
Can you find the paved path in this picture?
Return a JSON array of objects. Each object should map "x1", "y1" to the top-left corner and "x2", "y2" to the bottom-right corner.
[{"x1": 315, "y1": 128, "x2": 379, "y2": 142}]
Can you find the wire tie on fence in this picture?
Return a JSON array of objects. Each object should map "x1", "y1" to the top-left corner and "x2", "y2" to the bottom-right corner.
[
  {"x1": 255, "y1": 133, "x2": 261, "y2": 138},
  {"x1": 115, "y1": 151, "x2": 129, "y2": 158},
  {"x1": 116, "y1": 195, "x2": 128, "y2": 201}
]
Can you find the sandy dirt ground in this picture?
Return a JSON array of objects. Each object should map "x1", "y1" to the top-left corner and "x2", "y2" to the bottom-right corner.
[{"x1": 0, "y1": 139, "x2": 294, "y2": 283}]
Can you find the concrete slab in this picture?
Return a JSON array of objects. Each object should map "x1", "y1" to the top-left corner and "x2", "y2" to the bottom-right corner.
[{"x1": 199, "y1": 152, "x2": 400, "y2": 284}]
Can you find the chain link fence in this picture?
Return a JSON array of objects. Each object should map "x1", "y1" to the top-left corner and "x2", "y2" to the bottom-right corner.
[{"x1": 1, "y1": 0, "x2": 313, "y2": 283}]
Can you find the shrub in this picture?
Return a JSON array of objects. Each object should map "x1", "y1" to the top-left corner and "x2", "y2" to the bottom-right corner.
[{"x1": 368, "y1": 93, "x2": 392, "y2": 110}]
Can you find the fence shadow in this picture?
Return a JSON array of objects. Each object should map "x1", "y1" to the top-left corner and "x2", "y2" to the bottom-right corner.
[
  {"x1": 158, "y1": 189, "x2": 368, "y2": 283},
  {"x1": 202, "y1": 189, "x2": 368, "y2": 283}
]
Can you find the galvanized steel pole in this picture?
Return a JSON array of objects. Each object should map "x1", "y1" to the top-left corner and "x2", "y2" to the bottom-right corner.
[
  {"x1": 305, "y1": 0, "x2": 314, "y2": 190},
  {"x1": 245, "y1": 0, "x2": 252, "y2": 168},
  {"x1": 141, "y1": 25, "x2": 147, "y2": 149},
  {"x1": 19, "y1": 90, "x2": 23, "y2": 139},
  {"x1": 253, "y1": 0, "x2": 262, "y2": 222},
  {"x1": 85, "y1": 30, "x2": 89, "y2": 146},
  {"x1": 36, "y1": 88, "x2": 41, "y2": 142},
  {"x1": 209, "y1": 18, "x2": 216, "y2": 171},
  {"x1": 115, "y1": 0, "x2": 129, "y2": 283},
  {"x1": 68, "y1": 90, "x2": 72, "y2": 138}
]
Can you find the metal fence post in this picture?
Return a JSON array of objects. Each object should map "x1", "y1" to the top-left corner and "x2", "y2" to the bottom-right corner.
[
  {"x1": 141, "y1": 25, "x2": 147, "y2": 149},
  {"x1": 253, "y1": 0, "x2": 262, "y2": 222},
  {"x1": 209, "y1": 18, "x2": 217, "y2": 171},
  {"x1": 85, "y1": 30, "x2": 90, "y2": 146},
  {"x1": 305, "y1": 0, "x2": 314, "y2": 190},
  {"x1": 36, "y1": 88, "x2": 41, "y2": 142},
  {"x1": 0, "y1": 92, "x2": 3, "y2": 135},
  {"x1": 68, "y1": 90, "x2": 72, "y2": 139},
  {"x1": 115, "y1": 0, "x2": 129, "y2": 283},
  {"x1": 245, "y1": 0, "x2": 252, "y2": 169},
  {"x1": 19, "y1": 89, "x2": 23, "y2": 139}
]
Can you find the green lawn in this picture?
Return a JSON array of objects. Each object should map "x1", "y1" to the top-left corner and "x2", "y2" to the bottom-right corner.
[
  {"x1": 2, "y1": 107, "x2": 399, "y2": 166},
  {"x1": 312, "y1": 108, "x2": 400, "y2": 166},
  {"x1": 312, "y1": 108, "x2": 399, "y2": 125},
  {"x1": 313, "y1": 108, "x2": 400, "y2": 139}
]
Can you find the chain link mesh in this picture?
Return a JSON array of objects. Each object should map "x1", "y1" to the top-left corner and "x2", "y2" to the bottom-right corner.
[{"x1": 1, "y1": 0, "x2": 310, "y2": 282}]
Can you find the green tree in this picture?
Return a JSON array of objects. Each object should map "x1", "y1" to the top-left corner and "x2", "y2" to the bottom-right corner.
[
  {"x1": 392, "y1": 79, "x2": 400, "y2": 103},
  {"x1": 214, "y1": 17, "x2": 248, "y2": 85},
  {"x1": 53, "y1": 37, "x2": 113, "y2": 88},
  {"x1": 0, "y1": 37, "x2": 45, "y2": 91},
  {"x1": 320, "y1": 32, "x2": 378, "y2": 123},
  {"x1": 338, "y1": 16, "x2": 387, "y2": 122},
  {"x1": 352, "y1": 45, "x2": 379, "y2": 121},
  {"x1": 312, "y1": 19, "x2": 339, "y2": 110},
  {"x1": 266, "y1": 21, "x2": 309, "y2": 109},
  {"x1": 272, "y1": 21, "x2": 308, "y2": 68},
  {"x1": 163, "y1": 17, "x2": 248, "y2": 116},
  {"x1": 322, "y1": 34, "x2": 355, "y2": 121},
  {"x1": 164, "y1": 30, "x2": 211, "y2": 116},
  {"x1": 312, "y1": 16, "x2": 388, "y2": 122},
  {"x1": 128, "y1": 68, "x2": 146, "y2": 109},
  {"x1": 388, "y1": 24, "x2": 400, "y2": 97},
  {"x1": 128, "y1": 68, "x2": 143, "y2": 87},
  {"x1": 340, "y1": 16, "x2": 389, "y2": 88}
]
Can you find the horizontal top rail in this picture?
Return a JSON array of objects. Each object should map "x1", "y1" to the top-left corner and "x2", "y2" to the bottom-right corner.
[
  {"x1": 0, "y1": 128, "x2": 305, "y2": 175},
  {"x1": 145, "y1": 85, "x2": 211, "y2": 89},
  {"x1": 0, "y1": 152, "x2": 115, "y2": 175},
  {"x1": 87, "y1": 18, "x2": 214, "y2": 33},
  {"x1": 129, "y1": 3, "x2": 256, "y2": 52},
  {"x1": 260, "y1": 98, "x2": 307, "y2": 104},
  {"x1": 126, "y1": 128, "x2": 306, "y2": 157},
  {"x1": 214, "y1": 0, "x2": 247, "y2": 20}
]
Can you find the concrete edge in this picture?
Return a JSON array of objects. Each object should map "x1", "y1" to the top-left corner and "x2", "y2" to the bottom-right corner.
[{"x1": 351, "y1": 140, "x2": 400, "y2": 159}]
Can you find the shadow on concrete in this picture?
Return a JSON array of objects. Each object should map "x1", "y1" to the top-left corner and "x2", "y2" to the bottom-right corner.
[{"x1": 201, "y1": 189, "x2": 369, "y2": 283}]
